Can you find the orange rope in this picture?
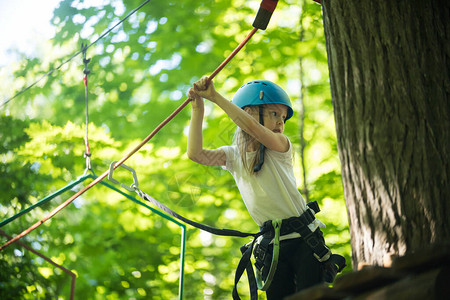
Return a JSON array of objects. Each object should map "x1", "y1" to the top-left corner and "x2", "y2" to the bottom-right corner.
[
  {"x1": 0, "y1": 230, "x2": 76, "y2": 300},
  {"x1": 0, "y1": 27, "x2": 259, "y2": 251}
]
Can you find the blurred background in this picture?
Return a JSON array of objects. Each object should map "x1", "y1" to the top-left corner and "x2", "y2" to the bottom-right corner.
[{"x1": 0, "y1": 0, "x2": 351, "y2": 298}]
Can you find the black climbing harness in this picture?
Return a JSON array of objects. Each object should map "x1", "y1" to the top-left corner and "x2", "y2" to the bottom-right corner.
[
  {"x1": 233, "y1": 202, "x2": 346, "y2": 299},
  {"x1": 109, "y1": 162, "x2": 346, "y2": 300}
]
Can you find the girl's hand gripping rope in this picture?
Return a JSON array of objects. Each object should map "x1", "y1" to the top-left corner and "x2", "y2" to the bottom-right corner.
[
  {"x1": 191, "y1": 76, "x2": 219, "y2": 103},
  {"x1": 188, "y1": 86, "x2": 204, "y2": 111}
]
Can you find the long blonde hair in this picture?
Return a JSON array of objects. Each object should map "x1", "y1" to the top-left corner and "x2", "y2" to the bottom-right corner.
[{"x1": 232, "y1": 105, "x2": 262, "y2": 175}]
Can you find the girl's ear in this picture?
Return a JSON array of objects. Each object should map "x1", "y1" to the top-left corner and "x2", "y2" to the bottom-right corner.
[
  {"x1": 244, "y1": 106, "x2": 260, "y2": 122},
  {"x1": 243, "y1": 106, "x2": 254, "y2": 114}
]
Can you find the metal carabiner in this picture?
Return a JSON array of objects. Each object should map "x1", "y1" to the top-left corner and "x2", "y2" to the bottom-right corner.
[{"x1": 108, "y1": 161, "x2": 139, "y2": 192}]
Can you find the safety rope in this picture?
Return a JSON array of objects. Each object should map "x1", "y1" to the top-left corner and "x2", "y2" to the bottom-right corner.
[
  {"x1": 0, "y1": 0, "x2": 278, "y2": 251},
  {"x1": 0, "y1": 0, "x2": 152, "y2": 108},
  {"x1": 106, "y1": 163, "x2": 266, "y2": 299},
  {"x1": 139, "y1": 191, "x2": 259, "y2": 235}
]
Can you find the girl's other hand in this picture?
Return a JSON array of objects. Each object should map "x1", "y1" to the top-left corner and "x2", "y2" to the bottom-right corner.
[{"x1": 188, "y1": 87, "x2": 204, "y2": 111}]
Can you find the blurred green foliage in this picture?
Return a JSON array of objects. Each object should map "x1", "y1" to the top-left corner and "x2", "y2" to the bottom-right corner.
[{"x1": 0, "y1": 0, "x2": 351, "y2": 299}]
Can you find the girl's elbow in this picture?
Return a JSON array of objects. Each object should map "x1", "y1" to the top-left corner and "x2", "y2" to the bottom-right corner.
[
  {"x1": 187, "y1": 151, "x2": 200, "y2": 163},
  {"x1": 187, "y1": 151, "x2": 195, "y2": 161}
]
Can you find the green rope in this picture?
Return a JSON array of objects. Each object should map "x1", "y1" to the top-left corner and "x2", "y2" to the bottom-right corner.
[
  {"x1": 90, "y1": 174, "x2": 186, "y2": 300},
  {"x1": 0, "y1": 174, "x2": 91, "y2": 228},
  {"x1": 0, "y1": 172, "x2": 186, "y2": 300}
]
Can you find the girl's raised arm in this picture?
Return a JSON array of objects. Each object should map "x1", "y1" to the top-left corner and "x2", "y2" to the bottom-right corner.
[{"x1": 187, "y1": 87, "x2": 226, "y2": 166}]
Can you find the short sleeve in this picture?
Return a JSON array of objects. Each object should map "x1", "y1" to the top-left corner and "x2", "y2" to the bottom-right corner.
[
  {"x1": 219, "y1": 145, "x2": 236, "y2": 172},
  {"x1": 265, "y1": 137, "x2": 293, "y2": 166}
]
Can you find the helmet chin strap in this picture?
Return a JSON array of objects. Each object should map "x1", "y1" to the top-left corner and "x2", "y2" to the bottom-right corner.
[{"x1": 254, "y1": 104, "x2": 266, "y2": 172}]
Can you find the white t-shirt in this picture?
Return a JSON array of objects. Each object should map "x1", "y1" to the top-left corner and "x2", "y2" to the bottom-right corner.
[{"x1": 220, "y1": 138, "x2": 324, "y2": 239}]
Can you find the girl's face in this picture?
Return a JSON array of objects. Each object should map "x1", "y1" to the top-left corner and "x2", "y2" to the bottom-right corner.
[{"x1": 262, "y1": 103, "x2": 288, "y2": 134}]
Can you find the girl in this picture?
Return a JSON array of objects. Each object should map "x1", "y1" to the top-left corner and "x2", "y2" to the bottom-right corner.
[{"x1": 187, "y1": 76, "x2": 337, "y2": 299}]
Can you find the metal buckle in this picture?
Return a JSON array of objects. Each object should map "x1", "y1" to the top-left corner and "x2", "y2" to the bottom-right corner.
[
  {"x1": 313, "y1": 246, "x2": 332, "y2": 262},
  {"x1": 254, "y1": 244, "x2": 266, "y2": 261},
  {"x1": 314, "y1": 251, "x2": 331, "y2": 262},
  {"x1": 108, "y1": 161, "x2": 139, "y2": 192}
]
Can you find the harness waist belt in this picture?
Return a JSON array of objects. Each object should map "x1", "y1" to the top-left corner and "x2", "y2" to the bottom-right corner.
[
  {"x1": 260, "y1": 202, "x2": 331, "y2": 261},
  {"x1": 261, "y1": 202, "x2": 318, "y2": 239}
]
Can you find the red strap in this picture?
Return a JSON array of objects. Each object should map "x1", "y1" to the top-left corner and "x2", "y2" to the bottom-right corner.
[
  {"x1": 84, "y1": 136, "x2": 91, "y2": 155},
  {"x1": 83, "y1": 75, "x2": 88, "y2": 87},
  {"x1": 260, "y1": 0, "x2": 277, "y2": 12}
]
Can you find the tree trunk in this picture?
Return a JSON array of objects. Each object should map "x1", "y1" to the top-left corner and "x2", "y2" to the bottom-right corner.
[{"x1": 321, "y1": 0, "x2": 450, "y2": 268}]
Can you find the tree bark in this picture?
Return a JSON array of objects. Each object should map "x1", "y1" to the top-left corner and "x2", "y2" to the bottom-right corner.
[{"x1": 321, "y1": 0, "x2": 450, "y2": 268}]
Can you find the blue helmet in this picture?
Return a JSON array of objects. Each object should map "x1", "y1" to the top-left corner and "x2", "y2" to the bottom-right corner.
[{"x1": 231, "y1": 80, "x2": 293, "y2": 121}]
